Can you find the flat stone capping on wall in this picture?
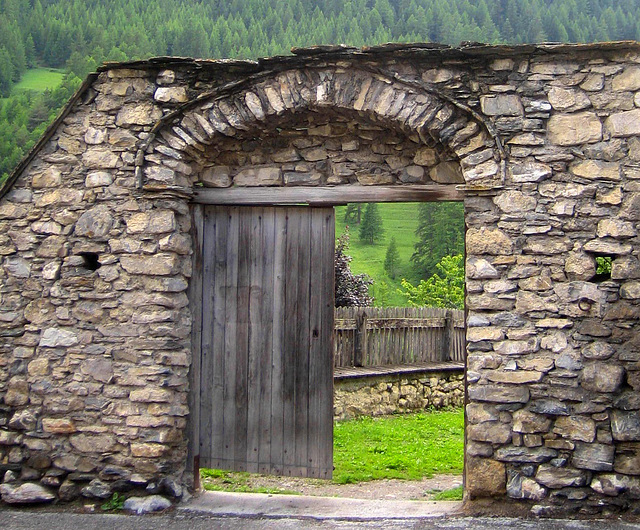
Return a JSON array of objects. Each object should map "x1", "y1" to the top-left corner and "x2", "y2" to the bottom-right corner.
[{"x1": 334, "y1": 362, "x2": 464, "y2": 421}]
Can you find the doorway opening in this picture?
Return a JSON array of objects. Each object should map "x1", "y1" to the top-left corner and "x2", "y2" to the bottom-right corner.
[
  {"x1": 195, "y1": 198, "x2": 467, "y2": 502},
  {"x1": 331, "y1": 200, "x2": 466, "y2": 501}
]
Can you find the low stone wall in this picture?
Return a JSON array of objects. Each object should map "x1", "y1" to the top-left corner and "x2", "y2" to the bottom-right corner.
[{"x1": 333, "y1": 368, "x2": 465, "y2": 421}]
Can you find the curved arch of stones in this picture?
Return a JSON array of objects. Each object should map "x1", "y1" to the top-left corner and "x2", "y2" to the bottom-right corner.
[{"x1": 136, "y1": 66, "x2": 505, "y2": 192}]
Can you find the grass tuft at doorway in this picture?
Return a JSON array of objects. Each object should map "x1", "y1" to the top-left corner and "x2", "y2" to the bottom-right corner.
[{"x1": 333, "y1": 409, "x2": 464, "y2": 484}]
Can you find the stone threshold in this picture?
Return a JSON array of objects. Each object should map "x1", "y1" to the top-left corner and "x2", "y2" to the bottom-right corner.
[{"x1": 180, "y1": 490, "x2": 462, "y2": 520}]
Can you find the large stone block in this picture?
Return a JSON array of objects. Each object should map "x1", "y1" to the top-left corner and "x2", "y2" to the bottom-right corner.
[
  {"x1": 468, "y1": 385, "x2": 529, "y2": 404},
  {"x1": 606, "y1": 109, "x2": 640, "y2": 137},
  {"x1": 553, "y1": 416, "x2": 596, "y2": 443},
  {"x1": 612, "y1": 66, "x2": 640, "y2": 91},
  {"x1": 467, "y1": 422, "x2": 512, "y2": 444},
  {"x1": 611, "y1": 410, "x2": 640, "y2": 442},
  {"x1": 580, "y1": 362, "x2": 625, "y2": 393},
  {"x1": 120, "y1": 254, "x2": 179, "y2": 276},
  {"x1": 115, "y1": 102, "x2": 163, "y2": 126},
  {"x1": 573, "y1": 442, "x2": 614, "y2": 471},
  {"x1": 547, "y1": 112, "x2": 602, "y2": 146},
  {"x1": 234, "y1": 167, "x2": 282, "y2": 186},
  {"x1": 466, "y1": 457, "x2": 506, "y2": 498},
  {"x1": 467, "y1": 227, "x2": 514, "y2": 255},
  {"x1": 75, "y1": 206, "x2": 115, "y2": 240},
  {"x1": 480, "y1": 94, "x2": 523, "y2": 116},
  {"x1": 535, "y1": 464, "x2": 588, "y2": 488},
  {"x1": 570, "y1": 160, "x2": 620, "y2": 181}
]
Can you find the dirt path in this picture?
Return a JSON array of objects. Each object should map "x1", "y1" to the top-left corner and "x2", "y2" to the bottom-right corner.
[{"x1": 201, "y1": 473, "x2": 463, "y2": 501}]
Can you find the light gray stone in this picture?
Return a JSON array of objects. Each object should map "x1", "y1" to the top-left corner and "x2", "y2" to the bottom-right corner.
[
  {"x1": 39, "y1": 328, "x2": 79, "y2": 348},
  {"x1": 234, "y1": 167, "x2": 282, "y2": 186},
  {"x1": 468, "y1": 385, "x2": 529, "y2": 404},
  {"x1": 606, "y1": 109, "x2": 640, "y2": 137},
  {"x1": 535, "y1": 464, "x2": 588, "y2": 488},
  {"x1": 85, "y1": 171, "x2": 113, "y2": 188},
  {"x1": 75, "y1": 206, "x2": 114, "y2": 240},
  {"x1": 494, "y1": 190, "x2": 536, "y2": 213},
  {"x1": 480, "y1": 94, "x2": 523, "y2": 116},
  {"x1": 81, "y1": 478, "x2": 112, "y2": 499},
  {"x1": 0, "y1": 483, "x2": 55, "y2": 504},
  {"x1": 123, "y1": 495, "x2": 172, "y2": 514},
  {"x1": 429, "y1": 161, "x2": 463, "y2": 183},
  {"x1": 154, "y1": 87, "x2": 188, "y2": 103},
  {"x1": 582, "y1": 342, "x2": 615, "y2": 360}
]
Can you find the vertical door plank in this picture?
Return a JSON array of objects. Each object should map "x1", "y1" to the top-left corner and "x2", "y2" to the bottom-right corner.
[
  {"x1": 246, "y1": 208, "x2": 264, "y2": 473},
  {"x1": 307, "y1": 208, "x2": 324, "y2": 477},
  {"x1": 294, "y1": 209, "x2": 311, "y2": 476},
  {"x1": 234, "y1": 208, "x2": 251, "y2": 472},
  {"x1": 258, "y1": 209, "x2": 275, "y2": 474},
  {"x1": 319, "y1": 208, "x2": 335, "y2": 477},
  {"x1": 269, "y1": 209, "x2": 287, "y2": 475},
  {"x1": 208, "y1": 207, "x2": 228, "y2": 468},
  {"x1": 222, "y1": 207, "x2": 239, "y2": 469},
  {"x1": 188, "y1": 205, "x2": 204, "y2": 470},
  {"x1": 199, "y1": 206, "x2": 215, "y2": 466},
  {"x1": 283, "y1": 208, "x2": 300, "y2": 474}
]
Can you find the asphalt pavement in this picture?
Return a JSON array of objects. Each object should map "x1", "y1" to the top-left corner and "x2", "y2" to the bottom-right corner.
[{"x1": 1, "y1": 491, "x2": 640, "y2": 530}]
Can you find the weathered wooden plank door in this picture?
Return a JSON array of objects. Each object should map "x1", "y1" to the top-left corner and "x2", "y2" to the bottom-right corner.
[{"x1": 193, "y1": 205, "x2": 334, "y2": 478}]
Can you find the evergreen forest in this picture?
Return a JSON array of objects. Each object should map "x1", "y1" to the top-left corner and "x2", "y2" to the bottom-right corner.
[{"x1": 2, "y1": 0, "x2": 640, "y2": 184}]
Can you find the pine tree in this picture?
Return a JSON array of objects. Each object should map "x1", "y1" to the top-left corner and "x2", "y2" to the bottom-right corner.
[
  {"x1": 411, "y1": 202, "x2": 464, "y2": 280},
  {"x1": 343, "y1": 203, "x2": 362, "y2": 225},
  {"x1": 384, "y1": 237, "x2": 400, "y2": 279},
  {"x1": 359, "y1": 203, "x2": 384, "y2": 244}
]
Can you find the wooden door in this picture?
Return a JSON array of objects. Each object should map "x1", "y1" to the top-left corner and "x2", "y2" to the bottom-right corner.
[{"x1": 192, "y1": 206, "x2": 335, "y2": 478}]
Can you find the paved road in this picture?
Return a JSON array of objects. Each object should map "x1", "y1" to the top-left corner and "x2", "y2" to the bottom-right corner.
[
  {"x1": 2, "y1": 491, "x2": 640, "y2": 530},
  {"x1": 1, "y1": 510, "x2": 640, "y2": 530}
]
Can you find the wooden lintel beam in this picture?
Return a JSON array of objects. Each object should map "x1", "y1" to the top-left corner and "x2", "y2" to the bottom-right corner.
[{"x1": 192, "y1": 184, "x2": 464, "y2": 205}]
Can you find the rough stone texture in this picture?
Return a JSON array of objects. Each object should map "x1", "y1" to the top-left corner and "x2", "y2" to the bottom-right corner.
[
  {"x1": 333, "y1": 370, "x2": 463, "y2": 421},
  {"x1": 466, "y1": 457, "x2": 506, "y2": 498},
  {"x1": 0, "y1": 483, "x2": 55, "y2": 504},
  {"x1": 0, "y1": 43, "x2": 639, "y2": 515},
  {"x1": 123, "y1": 495, "x2": 172, "y2": 514}
]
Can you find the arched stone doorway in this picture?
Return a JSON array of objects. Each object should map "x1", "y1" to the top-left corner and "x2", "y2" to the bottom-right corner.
[{"x1": 140, "y1": 66, "x2": 501, "y2": 487}]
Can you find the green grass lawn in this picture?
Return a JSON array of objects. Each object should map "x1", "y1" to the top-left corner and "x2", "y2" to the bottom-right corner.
[
  {"x1": 335, "y1": 203, "x2": 422, "y2": 306},
  {"x1": 201, "y1": 409, "x2": 464, "y2": 495},
  {"x1": 333, "y1": 410, "x2": 464, "y2": 483},
  {"x1": 12, "y1": 68, "x2": 65, "y2": 93}
]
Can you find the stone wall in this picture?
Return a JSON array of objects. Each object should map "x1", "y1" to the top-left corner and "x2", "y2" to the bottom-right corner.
[
  {"x1": 334, "y1": 369, "x2": 464, "y2": 421},
  {"x1": 1, "y1": 42, "x2": 640, "y2": 514}
]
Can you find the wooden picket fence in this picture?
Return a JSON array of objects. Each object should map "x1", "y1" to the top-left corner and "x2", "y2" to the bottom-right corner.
[{"x1": 334, "y1": 306, "x2": 465, "y2": 368}]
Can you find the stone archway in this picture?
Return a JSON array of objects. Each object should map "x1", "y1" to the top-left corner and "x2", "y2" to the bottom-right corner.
[
  {"x1": 138, "y1": 66, "x2": 504, "y2": 192},
  {"x1": 143, "y1": 66, "x2": 491, "y2": 486}
]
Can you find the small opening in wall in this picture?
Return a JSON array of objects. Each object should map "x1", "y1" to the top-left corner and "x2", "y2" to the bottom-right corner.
[
  {"x1": 593, "y1": 255, "x2": 612, "y2": 282},
  {"x1": 78, "y1": 252, "x2": 101, "y2": 271}
]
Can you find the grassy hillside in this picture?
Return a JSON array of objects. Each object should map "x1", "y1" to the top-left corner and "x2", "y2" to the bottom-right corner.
[
  {"x1": 12, "y1": 68, "x2": 65, "y2": 94},
  {"x1": 335, "y1": 203, "x2": 422, "y2": 307}
]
